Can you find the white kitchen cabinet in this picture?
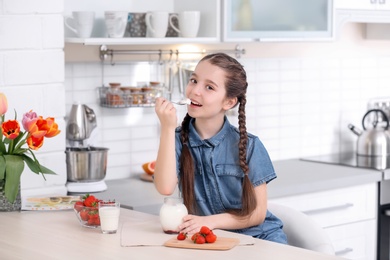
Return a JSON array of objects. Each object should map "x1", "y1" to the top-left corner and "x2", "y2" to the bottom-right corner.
[
  {"x1": 270, "y1": 183, "x2": 377, "y2": 260},
  {"x1": 64, "y1": 0, "x2": 220, "y2": 45},
  {"x1": 335, "y1": 0, "x2": 390, "y2": 10},
  {"x1": 222, "y1": 0, "x2": 334, "y2": 42}
]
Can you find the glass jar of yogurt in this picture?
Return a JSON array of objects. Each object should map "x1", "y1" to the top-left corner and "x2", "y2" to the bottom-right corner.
[{"x1": 159, "y1": 197, "x2": 188, "y2": 234}]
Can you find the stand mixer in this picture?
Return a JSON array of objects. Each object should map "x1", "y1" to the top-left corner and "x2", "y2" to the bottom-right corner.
[{"x1": 65, "y1": 104, "x2": 108, "y2": 193}]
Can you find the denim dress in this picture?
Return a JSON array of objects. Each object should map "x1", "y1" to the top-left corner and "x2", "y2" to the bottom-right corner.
[{"x1": 175, "y1": 117, "x2": 287, "y2": 244}]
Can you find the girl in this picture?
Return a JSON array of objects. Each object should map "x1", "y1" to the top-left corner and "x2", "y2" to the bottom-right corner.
[{"x1": 154, "y1": 53, "x2": 287, "y2": 244}]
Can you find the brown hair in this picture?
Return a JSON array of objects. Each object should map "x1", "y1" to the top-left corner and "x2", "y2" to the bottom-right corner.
[{"x1": 179, "y1": 53, "x2": 256, "y2": 216}]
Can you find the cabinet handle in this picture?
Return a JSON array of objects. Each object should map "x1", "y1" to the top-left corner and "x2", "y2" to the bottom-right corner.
[
  {"x1": 335, "y1": 247, "x2": 353, "y2": 256},
  {"x1": 302, "y1": 203, "x2": 354, "y2": 215},
  {"x1": 371, "y1": 0, "x2": 377, "y2": 3},
  {"x1": 378, "y1": 0, "x2": 385, "y2": 4}
]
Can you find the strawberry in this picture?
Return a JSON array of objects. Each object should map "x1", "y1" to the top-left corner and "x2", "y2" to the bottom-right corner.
[
  {"x1": 80, "y1": 209, "x2": 89, "y2": 221},
  {"x1": 191, "y1": 232, "x2": 200, "y2": 242},
  {"x1": 74, "y1": 201, "x2": 84, "y2": 212},
  {"x1": 195, "y1": 234, "x2": 206, "y2": 244},
  {"x1": 83, "y1": 195, "x2": 98, "y2": 207},
  {"x1": 87, "y1": 211, "x2": 99, "y2": 225},
  {"x1": 200, "y1": 226, "x2": 211, "y2": 236},
  {"x1": 177, "y1": 232, "x2": 187, "y2": 241},
  {"x1": 205, "y1": 231, "x2": 217, "y2": 243}
]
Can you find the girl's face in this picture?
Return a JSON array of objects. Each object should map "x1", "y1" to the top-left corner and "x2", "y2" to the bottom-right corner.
[{"x1": 185, "y1": 60, "x2": 236, "y2": 120}]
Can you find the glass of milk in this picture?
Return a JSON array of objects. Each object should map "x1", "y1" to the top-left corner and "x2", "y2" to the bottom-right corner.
[
  {"x1": 159, "y1": 197, "x2": 188, "y2": 234},
  {"x1": 98, "y1": 201, "x2": 120, "y2": 234}
]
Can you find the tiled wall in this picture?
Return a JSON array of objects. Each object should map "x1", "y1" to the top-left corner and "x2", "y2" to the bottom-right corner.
[
  {"x1": 65, "y1": 53, "x2": 390, "y2": 180},
  {"x1": 0, "y1": 0, "x2": 67, "y2": 196}
]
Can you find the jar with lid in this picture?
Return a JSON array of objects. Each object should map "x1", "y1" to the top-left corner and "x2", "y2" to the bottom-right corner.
[{"x1": 159, "y1": 197, "x2": 188, "y2": 234}]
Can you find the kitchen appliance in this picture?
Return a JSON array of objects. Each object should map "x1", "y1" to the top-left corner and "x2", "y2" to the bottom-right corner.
[
  {"x1": 348, "y1": 109, "x2": 390, "y2": 158},
  {"x1": 65, "y1": 104, "x2": 108, "y2": 193}
]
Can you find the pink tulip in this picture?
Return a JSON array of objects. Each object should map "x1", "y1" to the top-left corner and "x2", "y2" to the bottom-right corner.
[
  {"x1": 22, "y1": 110, "x2": 38, "y2": 132},
  {"x1": 0, "y1": 93, "x2": 8, "y2": 115}
]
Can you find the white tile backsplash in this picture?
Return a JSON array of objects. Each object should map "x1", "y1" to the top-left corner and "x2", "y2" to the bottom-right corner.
[{"x1": 0, "y1": 3, "x2": 66, "y2": 196}]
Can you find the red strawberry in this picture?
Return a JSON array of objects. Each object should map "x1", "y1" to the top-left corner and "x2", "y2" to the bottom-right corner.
[
  {"x1": 200, "y1": 226, "x2": 211, "y2": 236},
  {"x1": 74, "y1": 201, "x2": 84, "y2": 212},
  {"x1": 87, "y1": 211, "x2": 100, "y2": 225},
  {"x1": 191, "y1": 232, "x2": 200, "y2": 242},
  {"x1": 80, "y1": 209, "x2": 89, "y2": 221},
  {"x1": 177, "y1": 232, "x2": 187, "y2": 241},
  {"x1": 83, "y1": 195, "x2": 98, "y2": 207},
  {"x1": 195, "y1": 235, "x2": 206, "y2": 244},
  {"x1": 205, "y1": 232, "x2": 217, "y2": 243}
]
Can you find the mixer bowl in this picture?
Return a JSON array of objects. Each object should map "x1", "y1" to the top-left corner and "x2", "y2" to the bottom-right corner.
[{"x1": 66, "y1": 147, "x2": 108, "y2": 182}]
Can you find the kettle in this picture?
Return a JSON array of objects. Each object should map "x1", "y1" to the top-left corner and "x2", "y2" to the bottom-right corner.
[
  {"x1": 66, "y1": 104, "x2": 97, "y2": 146},
  {"x1": 348, "y1": 109, "x2": 390, "y2": 157}
]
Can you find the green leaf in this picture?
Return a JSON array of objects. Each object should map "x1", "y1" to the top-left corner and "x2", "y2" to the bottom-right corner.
[
  {"x1": 0, "y1": 129, "x2": 6, "y2": 153},
  {"x1": 4, "y1": 155, "x2": 24, "y2": 203},
  {"x1": 21, "y1": 154, "x2": 40, "y2": 174},
  {"x1": 22, "y1": 154, "x2": 56, "y2": 175},
  {"x1": 38, "y1": 164, "x2": 56, "y2": 175},
  {"x1": 0, "y1": 156, "x2": 5, "y2": 180}
]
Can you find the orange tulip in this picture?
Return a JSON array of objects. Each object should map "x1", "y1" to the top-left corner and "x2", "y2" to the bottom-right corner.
[
  {"x1": 0, "y1": 93, "x2": 8, "y2": 115},
  {"x1": 2, "y1": 120, "x2": 20, "y2": 140},
  {"x1": 27, "y1": 135, "x2": 44, "y2": 150},
  {"x1": 36, "y1": 117, "x2": 61, "y2": 138}
]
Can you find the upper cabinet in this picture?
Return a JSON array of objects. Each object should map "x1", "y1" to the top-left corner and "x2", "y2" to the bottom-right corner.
[
  {"x1": 64, "y1": 0, "x2": 220, "y2": 45},
  {"x1": 335, "y1": 0, "x2": 390, "y2": 10},
  {"x1": 222, "y1": 0, "x2": 334, "y2": 42}
]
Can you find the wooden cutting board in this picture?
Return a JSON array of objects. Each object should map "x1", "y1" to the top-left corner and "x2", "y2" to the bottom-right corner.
[{"x1": 164, "y1": 237, "x2": 240, "y2": 250}]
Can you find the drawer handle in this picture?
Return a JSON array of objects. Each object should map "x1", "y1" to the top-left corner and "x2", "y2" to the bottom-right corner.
[
  {"x1": 335, "y1": 247, "x2": 353, "y2": 256},
  {"x1": 302, "y1": 203, "x2": 354, "y2": 215}
]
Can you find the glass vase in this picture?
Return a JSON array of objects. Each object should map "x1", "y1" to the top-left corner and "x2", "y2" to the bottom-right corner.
[{"x1": 0, "y1": 181, "x2": 21, "y2": 212}]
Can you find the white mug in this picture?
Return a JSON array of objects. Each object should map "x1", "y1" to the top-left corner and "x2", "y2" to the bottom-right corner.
[
  {"x1": 169, "y1": 11, "x2": 200, "y2": 38},
  {"x1": 104, "y1": 11, "x2": 128, "y2": 38},
  {"x1": 145, "y1": 11, "x2": 169, "y2": 38},
  {"x1": 65, "y1": 11, "x2": 95, "y2": 38}
]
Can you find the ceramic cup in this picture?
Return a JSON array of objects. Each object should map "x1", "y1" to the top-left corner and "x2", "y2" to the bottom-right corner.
[
  {"x1": 104, "y1": 11, "x2": 128, "y2": 38},
  {"x1": 145, "y1": 11, "x2": 169, "y2": 38},
  {"x1": 125, "y1": 12, "x2": 147, "y2": 37},
  {"x1": 169, "y1": 11, "x2": 200, "y2": 38},
  {"x1": 166, "y1": 13, "x2": 179, "y2": 37},
  {"x1": 65, "y1": 11, "x2": 95, "y2": 38}
]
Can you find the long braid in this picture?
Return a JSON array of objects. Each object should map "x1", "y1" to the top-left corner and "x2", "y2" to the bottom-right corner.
[
  {"x1": 237, "y1": 93, "x2": 256, "y2": 216},
  {"x1": 179, "y1": 113, "x2": 196, "y2": 214}
]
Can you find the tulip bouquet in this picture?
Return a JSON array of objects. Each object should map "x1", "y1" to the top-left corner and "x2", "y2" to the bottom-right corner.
[{"x1": 0, "y1": 92, "x2": 60, "y2": 204}]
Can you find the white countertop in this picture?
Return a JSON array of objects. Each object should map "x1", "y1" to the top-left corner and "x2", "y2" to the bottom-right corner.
[
  {"x1": 0, "y1": 208, "x2": 344, "y2": 259},
  {"x1": 91, "y1": 159, "x2": 383, "y2": 215}
]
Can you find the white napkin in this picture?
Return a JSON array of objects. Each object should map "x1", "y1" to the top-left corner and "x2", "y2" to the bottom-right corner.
[{"x1": 120, "y1": 220, "x2": 255, "y2": 247}]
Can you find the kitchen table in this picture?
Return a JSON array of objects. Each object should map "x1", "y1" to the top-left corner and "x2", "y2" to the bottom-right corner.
[{"x1": 0, "y1": 208, "x2": 344, "y2": 260}]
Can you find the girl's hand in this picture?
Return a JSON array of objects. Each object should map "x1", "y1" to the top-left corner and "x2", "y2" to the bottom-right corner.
[
  {"x1": 178, "y1": 214, "x2": 214, "y2": 235},
  {"x1": 154, "y1": 97, "x2": 177, "y2": 129}
]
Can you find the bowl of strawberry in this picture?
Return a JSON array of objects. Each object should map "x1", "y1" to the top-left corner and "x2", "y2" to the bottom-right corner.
[{"x1": 73, "y1": 194, "x2": 101, "y2": 228}]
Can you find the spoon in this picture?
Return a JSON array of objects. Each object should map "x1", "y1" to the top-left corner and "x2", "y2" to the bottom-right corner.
[{"x1": 172, "y1": 98, "x2": 191, "y2": 105}]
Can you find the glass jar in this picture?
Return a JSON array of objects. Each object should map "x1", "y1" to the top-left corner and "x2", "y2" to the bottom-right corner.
[{"x1": 159, "y1": 197, "x2": 188, "y2": 234}]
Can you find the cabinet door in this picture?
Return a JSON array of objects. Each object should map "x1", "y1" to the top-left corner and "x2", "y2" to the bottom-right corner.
[
  {"x1": 223, "y1": 0, "x2": 334, "y2": 41},
  {"x1": 325, "y1": 220, "x2": 377, "y2": 260}
]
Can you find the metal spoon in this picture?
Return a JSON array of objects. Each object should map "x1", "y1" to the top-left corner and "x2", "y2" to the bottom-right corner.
[{"x1": 172, "y1": 98, "x2": 190, "y2": 105}]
